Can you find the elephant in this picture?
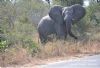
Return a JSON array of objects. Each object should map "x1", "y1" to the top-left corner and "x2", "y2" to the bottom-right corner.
[
  {"x1": 38, "y1": 15, "x2": 66, "y2": 43},
  {"x1": 38, "y1": 4, "x2": 86, "y2": 43}
]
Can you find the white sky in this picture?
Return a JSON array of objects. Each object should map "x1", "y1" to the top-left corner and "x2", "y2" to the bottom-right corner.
[{"x1": 84, "y1": 0, "x2": 89, "y2": 7}]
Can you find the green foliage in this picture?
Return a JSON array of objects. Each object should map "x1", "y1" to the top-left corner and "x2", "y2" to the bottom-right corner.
[
  {"x1": 53, "y1": 0, "x2": 83, "y2": 6},
  {"x1": 28, "y1": 41, "x2": 40, "y2": 57},
  {"x1": 0, "y1": 41, "x2": 7, "y2": 51},
  {"x1": 0, "y1": 0, "x2": 48, "y2": 53},
  {"x1": 15, "y1": 0, "x2": 49, "y2": 26},
  {"x1": 86, "y1": 3, "x2": 100, "y2": 25}
]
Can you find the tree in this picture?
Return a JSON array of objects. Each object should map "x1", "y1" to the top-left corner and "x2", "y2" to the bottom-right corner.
[
  {"x1": 53, "y1": 0, "x2": 83, "y2": 6},
  {"x1": 45, "y1": 0, "x2": 51, "y2": 7}
]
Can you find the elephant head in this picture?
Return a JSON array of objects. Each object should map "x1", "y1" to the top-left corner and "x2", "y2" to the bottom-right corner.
[
  {"x1": 63, "y1": 4, "x2": 86, "y2": 22},
  {"x1": 49, "y1": 4, "x2": 86, "y2": 39},
  {"x1": 49, "y1": 4, "x2": 86, "y2": 24}
]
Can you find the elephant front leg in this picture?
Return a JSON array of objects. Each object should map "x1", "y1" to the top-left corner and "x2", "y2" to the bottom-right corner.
[
  {"x1": 55, "y1": 24, "x2": 66, "y2": 40},
  {"x1": 68, "y1": 31, "x2": 77, "y2": 39}
]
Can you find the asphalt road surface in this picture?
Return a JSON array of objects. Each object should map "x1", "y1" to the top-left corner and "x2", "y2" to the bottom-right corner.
[{"x1": 40, "y1": 55, "x2": 100, "y2": 68}]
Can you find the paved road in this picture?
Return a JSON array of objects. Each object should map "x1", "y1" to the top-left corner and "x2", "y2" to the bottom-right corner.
[{"x1": 40, "y1": 55, "x2": 100, "y2": 68}]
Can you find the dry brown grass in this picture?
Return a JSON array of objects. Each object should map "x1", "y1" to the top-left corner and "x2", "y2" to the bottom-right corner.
[
  {"x1": 0, "y1": 44, "x2": 31, "y2": 67},
  {"x1": 0, "y1": 33, "x2": 100, "y2": 67},
  {"x1": 35, "y1": 40, "x2": 100, "y2": 59}
]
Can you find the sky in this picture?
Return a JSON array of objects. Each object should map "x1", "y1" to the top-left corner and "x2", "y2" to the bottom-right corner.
[{"x1": 84, "y1": 0, "x2": 89, "y2": 7}]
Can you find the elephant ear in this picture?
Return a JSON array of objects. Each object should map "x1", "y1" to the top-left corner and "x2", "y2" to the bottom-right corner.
[
  {"x1": 70, "y1": 4, "x2": 86, "y2": 21},
  {"x1": 49, "y1": 5, "x2": 64, "y2": 24}
]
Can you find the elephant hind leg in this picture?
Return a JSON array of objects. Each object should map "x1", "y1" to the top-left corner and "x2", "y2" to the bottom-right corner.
[{"x1": 39, "y1": 33, "x2": 47, "y2": 44}]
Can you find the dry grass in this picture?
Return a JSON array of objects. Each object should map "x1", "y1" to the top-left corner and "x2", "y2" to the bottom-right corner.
[
  {"x1": 0, "y1": 33, "x2": 100, "y2": 67},
  {"x1": 0, "y1": 44, "x2": 31, "y2": 67},
  {"x1": 35, "y1": 40, "x2": 100, "y2": 59}
]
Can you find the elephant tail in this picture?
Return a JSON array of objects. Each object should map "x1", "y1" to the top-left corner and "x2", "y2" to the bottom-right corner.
[{"x1": 37, "y1": 33, "x2": 40, "y2": 44}]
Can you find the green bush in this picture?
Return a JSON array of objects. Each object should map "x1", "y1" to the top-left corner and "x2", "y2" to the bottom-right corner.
[
  {"x1": 0, "y1": 40, "x2": 8, "y2": 52},
  {"x1": 28, "y1": 41, "x2": 40, "y2": 57}
]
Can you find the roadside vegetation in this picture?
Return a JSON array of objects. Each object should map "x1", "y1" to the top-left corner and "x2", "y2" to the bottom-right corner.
[{"x1": 0, "y1": 0, "x2": 100, "y2": 67}]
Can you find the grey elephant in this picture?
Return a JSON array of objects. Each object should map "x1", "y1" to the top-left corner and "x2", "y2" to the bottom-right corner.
[{"x1": 38, "y1": 4, "x2": 86, "y2": 43}]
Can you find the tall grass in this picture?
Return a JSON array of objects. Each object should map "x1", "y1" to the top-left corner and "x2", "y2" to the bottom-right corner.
[{"x1": 33, "y1": 32, "x2": 100, "y2": 59}]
